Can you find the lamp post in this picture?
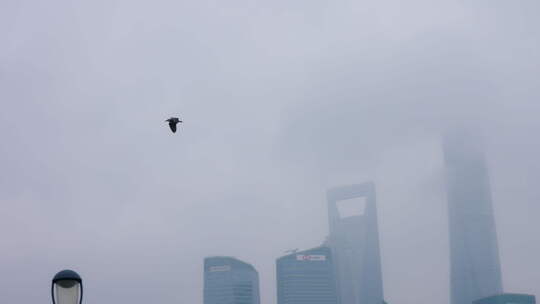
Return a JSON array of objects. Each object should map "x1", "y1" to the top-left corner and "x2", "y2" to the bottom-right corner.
[{"x1": 51, "y1": 269, "x2": 83, "y2": 304}]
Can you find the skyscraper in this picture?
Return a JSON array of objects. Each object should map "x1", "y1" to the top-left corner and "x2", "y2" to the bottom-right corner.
[
  {"x1": 326, "y1": 182, "x2": 384, "y2": 304},
  {"x1": 204, "y1": 256, "x2": 260, "y2": 304},
  {"x1": 443, "y1": 131, "x2": 503, "y2": 304},
  {"x1": 276, "y1": 246, "x2": 339, "y2": 304}
]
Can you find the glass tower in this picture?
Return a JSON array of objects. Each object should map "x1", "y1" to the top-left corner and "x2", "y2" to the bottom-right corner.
[
  {"x1": 443, "y1": 131, "x2": 503, "y2": 304},
  {"x1": 204, "y1": 257, "x2": 260, "y2": 304},
  {"x1": 326, "y1": 182, "x2": 384, "y2": 304},
  {"x1": 276, "y1": 246, "x2": 339, "y2": 304}
]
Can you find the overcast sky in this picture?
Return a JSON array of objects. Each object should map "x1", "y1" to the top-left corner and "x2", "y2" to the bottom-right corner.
[{"x1": 1, "y1": 1, "x2": 539, "y2": 304}]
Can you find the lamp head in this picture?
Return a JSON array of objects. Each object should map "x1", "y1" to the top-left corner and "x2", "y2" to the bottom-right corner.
[{"x1": 51, "y1": 270, "x2": 83, "y2": 304}]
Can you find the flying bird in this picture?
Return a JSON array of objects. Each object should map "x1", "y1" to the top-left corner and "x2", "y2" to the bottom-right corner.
[{"x1": 166, "y1": 117, "x2": 182, "y2": 133}]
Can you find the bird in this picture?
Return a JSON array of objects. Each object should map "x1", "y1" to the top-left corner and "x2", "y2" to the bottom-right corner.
[{"x1": 165, "y1": 117, "x2": 182, "y2": 133}]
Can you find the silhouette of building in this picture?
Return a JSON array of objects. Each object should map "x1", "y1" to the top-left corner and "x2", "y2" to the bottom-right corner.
[
  {"x1": 443, "y1": 131, "x2": 503, "y2": 304},
  {"x1": 276, "y1": 246, "x2": 339, "y2": 304},
  {"x1": 204, "y1": 256, "x2": 260, "y2": 304},
  {"x1": 473, "y1": 293, "x2": 535, "y2": 304},
  {"x1": 326, "y1": 182, "x2": 384, "y2": 304}
]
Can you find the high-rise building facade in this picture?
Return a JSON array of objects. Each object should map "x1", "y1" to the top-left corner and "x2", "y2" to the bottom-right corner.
[
  {"x1": 326, "y1": 182, "x2": 384, "y2": 304},
  {"x1": 204, "y1": 256, "x2": 260, "y2": 304},
  {"x1": 443, "y1": 131, "x2": 503, "y2": 304},
  {"x1": 276, "y1": 246, "x2": 339, "y2": 304},
  {"x1": 473, "y1": 293, "x2": 536, "y2": 304}
]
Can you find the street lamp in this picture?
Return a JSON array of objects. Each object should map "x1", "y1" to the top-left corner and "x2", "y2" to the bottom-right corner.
[{"x1": 51, "y1": 269, "x2": 83, "y2": 304}]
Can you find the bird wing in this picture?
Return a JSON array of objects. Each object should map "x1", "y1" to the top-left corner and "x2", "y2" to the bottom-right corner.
[{"x1": 169, "y1": 122, "x2": 177, "y2": 133}]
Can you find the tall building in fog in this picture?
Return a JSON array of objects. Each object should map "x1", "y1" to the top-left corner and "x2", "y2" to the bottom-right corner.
[
  {"x1": 204, "y1": 256, "x2": 260, "y2": 304},
  {"x1": 326, "y1": 182, "x2": 384, "y2": 304},
  {"x1": 276, "y1": 246, "x2": 339, "y2": 304},
  {"x1": 443, "y1": 131, "x2": 503, "y2": 304}
]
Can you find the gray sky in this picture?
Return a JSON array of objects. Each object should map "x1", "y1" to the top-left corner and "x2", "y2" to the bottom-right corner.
[{"x1": 1, "y1": 1, "x2": 539, "y2": 303}]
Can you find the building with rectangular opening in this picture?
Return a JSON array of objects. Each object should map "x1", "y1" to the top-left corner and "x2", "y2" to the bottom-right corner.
[{"x1": 326, "y1": 182, "x2": 384, "y2": 304}]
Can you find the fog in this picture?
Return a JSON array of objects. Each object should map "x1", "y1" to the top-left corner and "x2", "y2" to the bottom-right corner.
[{"x1": 1, "y1": 1, "x2": 539, "y2": 303}]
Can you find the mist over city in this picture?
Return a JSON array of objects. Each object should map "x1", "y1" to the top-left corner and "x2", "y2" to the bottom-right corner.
[{"x1": 1, "y1": 1, "x2": 539, "y2": 304}]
